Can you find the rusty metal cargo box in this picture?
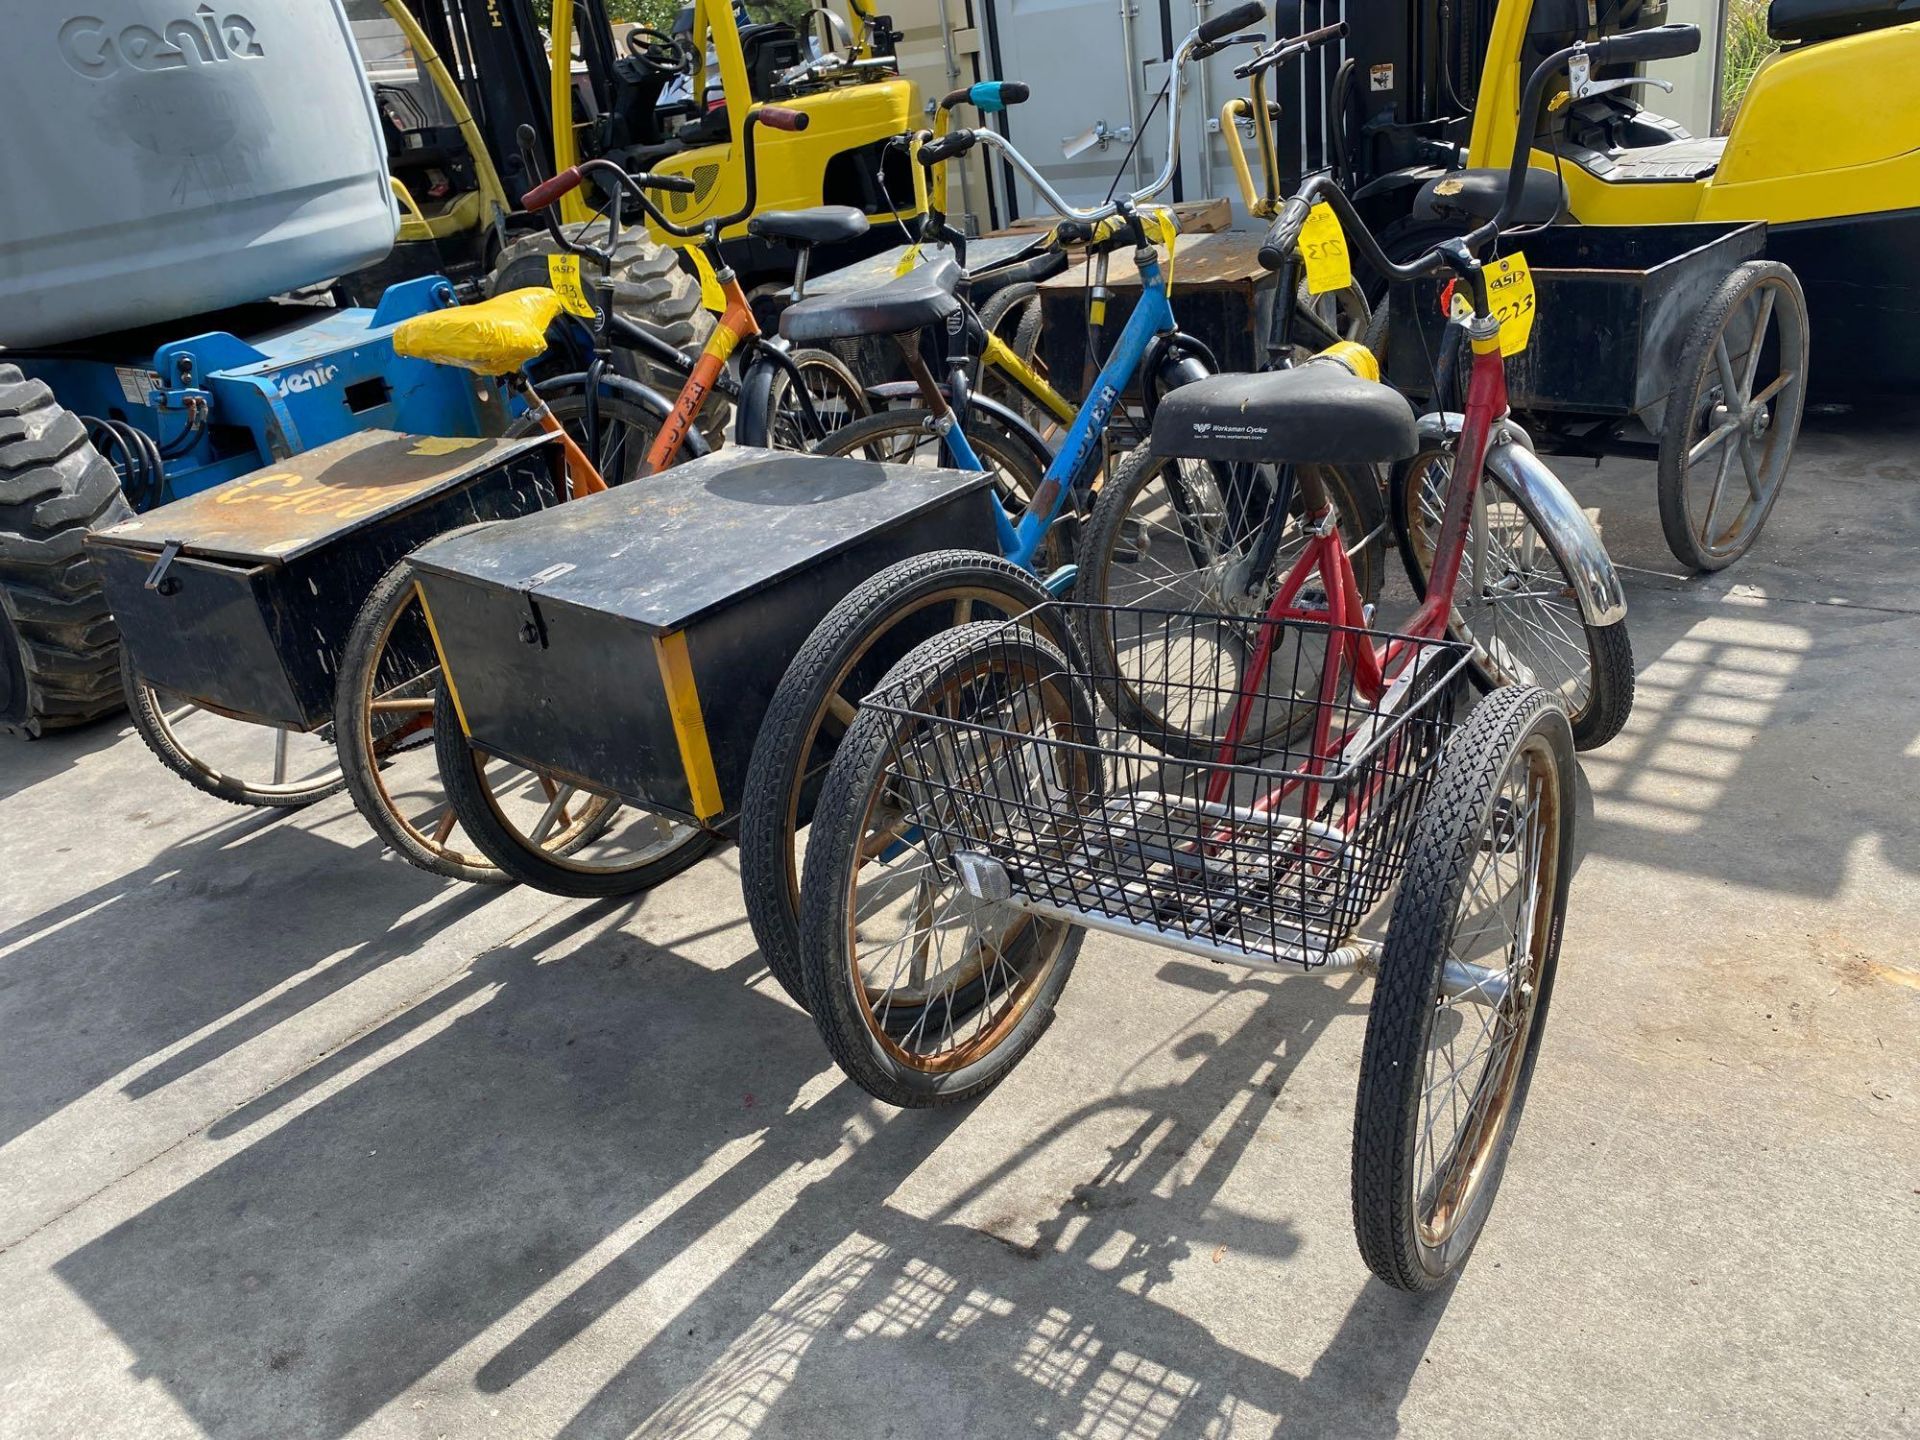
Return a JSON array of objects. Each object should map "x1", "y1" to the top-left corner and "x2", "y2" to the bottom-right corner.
[
  {"x1": 87, "y1": 431, "x2": 561, "y2": 731},
  {"x1": 408, "y1": 447, "x2": 1000, "y2": 829}
]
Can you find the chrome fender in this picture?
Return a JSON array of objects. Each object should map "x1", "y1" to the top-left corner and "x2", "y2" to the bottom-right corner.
[{"x1": 1414, "y1": 413, "x2": 1627, "y2": 628}]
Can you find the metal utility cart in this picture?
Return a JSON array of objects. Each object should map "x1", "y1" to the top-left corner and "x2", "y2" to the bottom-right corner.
[
  {"x1": 1384, "y1": 222, "x2": 1809, "y2": 570},
  {"x1": 86, "y1": 431, "x2": 561, "y2": 805}
]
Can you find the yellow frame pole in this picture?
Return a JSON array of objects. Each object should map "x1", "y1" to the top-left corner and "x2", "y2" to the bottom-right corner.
[{"x1": 377, "y1": 0, "x2": 513, "y2": 226}]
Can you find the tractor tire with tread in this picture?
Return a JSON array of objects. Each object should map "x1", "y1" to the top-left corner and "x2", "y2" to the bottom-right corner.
[
  {"x1": 489, "y1": 223, "x2": 728, "y2": 450},
  {"x1": 0, "y1": 365, "x2": 131, "y2": 737}
]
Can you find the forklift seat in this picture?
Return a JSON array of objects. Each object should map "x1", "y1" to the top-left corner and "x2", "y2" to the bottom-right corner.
[
  {"x1": 1768, "y1": 0, "x2": 1916, "y2": 42},
  {"x1": 1412, "y1": 167, "x2": 1568, "y2": 226}
]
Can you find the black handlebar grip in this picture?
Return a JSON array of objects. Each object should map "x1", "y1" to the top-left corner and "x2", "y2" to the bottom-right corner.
[
  {"x1": 1591, "y1": 22, "x2": 1701, "y2": 65},
  {"x1": 753, "y1": 106, "x2": 810, "y2": 132},
  {"x1": 1297, "y1": 19, "x2": 1348, "y2": 47},
  {"x1": 939, "y1": 86, "x2": 973, "y2": 109},
  {"x1": 1198, "y1": 0, "x2": 1267, "y2": 44},
  {"x1": 1256, "y1": 195, "x2": 1313, "y2": 272},
  {"x1": 522, "y1": 167, "x2": 583, "y2": 211},
  {"x1": 639, "y1": 172, "x2": 699, "y2": 195},
  {"x1": 919, "y1": 129, "x2": 978, "y2": 165}
]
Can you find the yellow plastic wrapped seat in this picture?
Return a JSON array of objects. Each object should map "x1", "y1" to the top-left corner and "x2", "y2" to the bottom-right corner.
[{"x1": 392, "y1": 288, "x2": 562, "y2": 375}]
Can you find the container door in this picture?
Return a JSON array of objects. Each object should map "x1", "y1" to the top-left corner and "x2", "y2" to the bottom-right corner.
[{"x1": 982, "y1": 0, "x2": 1149, "y2": 216}]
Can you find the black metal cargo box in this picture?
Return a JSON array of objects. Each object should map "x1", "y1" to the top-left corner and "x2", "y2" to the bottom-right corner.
[
  {"x1": 1386, "y1": 223, "x2": 1767, "y2": 420},
  {"x1": 87, "y1": 430, "x2": 561, "y2": 731},
  {"x1": 408, "y1": 447, "x2": 1000, "y2": 829}
]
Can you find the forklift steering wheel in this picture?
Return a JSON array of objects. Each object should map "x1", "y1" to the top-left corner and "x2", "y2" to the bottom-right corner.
[{"x1": 625, "y1": 25, "x2": 688, "y2": 76}]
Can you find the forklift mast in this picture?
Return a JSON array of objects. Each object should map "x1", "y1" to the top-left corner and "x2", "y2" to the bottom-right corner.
[
  {"x1": 1269, "y1": 0, "x2": 1500, "y2": 203},
  {"x1": 399, "y1": 0, "x2": 624, "y2": 205}
]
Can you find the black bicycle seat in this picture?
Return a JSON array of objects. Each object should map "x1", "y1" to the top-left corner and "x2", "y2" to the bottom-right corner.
[
  {"x1": 1411, "y1": 167, "x2": 1567, "y2": 226},
  {"x1": 1153, "y1": 368, "x2": 1418, "y2": 466},
  {"x1": 780, "y1": 258, "x2": 963, "y2": 343},
  {"x1": 747, "y1": 206, "x2": 872, "y2": 248}
]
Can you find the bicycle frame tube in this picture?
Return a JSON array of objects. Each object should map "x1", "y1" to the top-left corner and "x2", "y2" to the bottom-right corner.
[
  {"x1": 980, "y1": 332, "x2": 1076, "y2": 426},
  {"x1": 1007, "y1": 259, "x2": 1177, "y2": 569},
  {"x1": 644, "y1": 279, "x2": 756, "y2": 473}
]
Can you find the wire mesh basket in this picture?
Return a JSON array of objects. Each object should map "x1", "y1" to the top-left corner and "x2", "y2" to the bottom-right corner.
[{"x1": 861, "y1": 600, "x2": 1474, "y2": 969}]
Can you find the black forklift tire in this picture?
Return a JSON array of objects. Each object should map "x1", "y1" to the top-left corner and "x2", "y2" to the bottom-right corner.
[
  {"x1": 432, "y1": 678, "x2": 718, "y2": 897},
  {"x1": 0, "y1": 365, "x2": 132, "y2": 738},
  {"x1": 489, "y1": 223, "x2": 728, "y2": 449},
  {"x1": 738, "y1": 550, "x2": 1067, "y2": 1009}
]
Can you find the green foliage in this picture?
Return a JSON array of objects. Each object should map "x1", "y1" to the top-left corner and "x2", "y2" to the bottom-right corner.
[
  {"x1": 1720, "y1": 0, "x2": 1780, "y2": 131},
  {"x1": 528, "y1": 0, "x2": 681, "y2": 28}
]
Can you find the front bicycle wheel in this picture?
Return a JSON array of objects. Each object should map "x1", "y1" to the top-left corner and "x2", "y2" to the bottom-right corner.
[
  {"x1": 738, "y1": 550, "x2": 1062, "y2": 1008},
  {"x1": 1073, "y1": 441, "x2": 1385, "y2": 757},
  {"x1": 798, "y1": 622, "x2": 1092, "y2": 1107},
  {"x1": 1392, "y1": 447, "x2": 1633, "y2": 751},
  {"x1": 1352, "y1": 684, "x2": 1575, "y2": 1292},
  {"x1": 516, "y1": 381, "x2": 677, "y2": 486}
]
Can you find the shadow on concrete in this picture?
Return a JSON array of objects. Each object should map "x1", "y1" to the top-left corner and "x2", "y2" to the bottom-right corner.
[
  {"x1": 0, "y1": 801, "x2": 476, "y2": 1153},
  {"x1": 53, "y1": 921, "x2": 1451, "y2": 1439}
]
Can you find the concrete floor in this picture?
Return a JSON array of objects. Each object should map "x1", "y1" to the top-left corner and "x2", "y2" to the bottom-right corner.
[{"x1": 2, "y1": 409, "x2": 1917, "y2": 1440}]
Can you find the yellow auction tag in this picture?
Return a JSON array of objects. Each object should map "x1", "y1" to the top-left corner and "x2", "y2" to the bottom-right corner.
[
  {"x1": 545, "y1": 254, "x2": 597, "y2": 318},
  {"x1": 1486, "y1": 251, "x2": 1536, "y2": 357},
  {"x1": 1299, "y1": 202, "x2": 1352, "y2": 296},
  {"x1": 686, "y1": 246, "x2": 728, "y2": 314}
]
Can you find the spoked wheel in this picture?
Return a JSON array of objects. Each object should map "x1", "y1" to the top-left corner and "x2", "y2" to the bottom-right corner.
[
  {"x1": 797, "y1": 622, "x2": 1092, "y2": 1106},
  {"x1": 1285, "y1": 280, "x2": 1372, "y2": 363},
  {"x1": 1392, "y1": 448, "x2": 1633, "y2": 751},
  {"x1": 515, "y1": 383, "x2": 672, "y2": 486},
  {"x1": 810, "y1": 407, "x2": 1065, "y2": 571},
  {"x1": 1658, "y1": 260, "x2": 1809, "y2": 571},
  {"x1": 433, "y1": 677, "x2": 717, "y2": 897},
  {"x1": 335, "y1": 556, "x2": 621, "y2": 881},
  {"x1": 760, "y1": 348, "x2": 871, "y2": 451},
  {"x1": 739, "y1": 551, "x2": 1063, "y2": 1008},
  {"x1": 1073, "y1": 441, "x2": 1385, "y2": 758},
  {"x1": 1353, "y1": 684, "x2": 1575, "y2": 1292},
  {"x1": 121, "y1": 649, "x2": 344, "y2": 808}
]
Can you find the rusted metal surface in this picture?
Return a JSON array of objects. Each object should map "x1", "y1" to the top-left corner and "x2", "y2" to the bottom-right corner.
[
  {"x1": 89, "y1": 431, "x2": 537, "y2": 564},
  {"x1": 1038, "y1": 231, "x2": 1275, "y2": 293},
  {"x1": 88, "y1": 430, "x2": 563, "y2": 730}
]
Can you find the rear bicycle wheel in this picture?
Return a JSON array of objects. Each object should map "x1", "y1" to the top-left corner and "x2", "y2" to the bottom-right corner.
[
  {"x1": 757, "y1": 348, "x2": 871, "y2": 451},
  {"x1": 797, "y1": 622, "x2": 1093, "y2": 1106},
  {"x1": 1392, "y1": 448, "x2": 1633, "y2": 751},
  {"x1": 1073, "y1": 441, "x2": 1385, "y2": 758},
  {"x1": 1352, "y1": 684, "x2": 1575, "y2": 1291},
  {"x1": 738, "y1": 550, "x2": 1062, "y2": 1008},
  {"x1": 433, "y1": 677, "x2": 718, "y2": 897},
  {"x1": 811, "y1": 406, "x2": 1063, "y2": 571}
]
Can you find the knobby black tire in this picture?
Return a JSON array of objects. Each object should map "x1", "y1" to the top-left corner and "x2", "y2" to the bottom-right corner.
[
  {"x1": 1352, "y1": 684, "x2": 1575, "y2": 1292},
  {"x1": 432, "y1": 677, "x2": 717, "y2": 897},
  {"x1": 1389, "y1": 449, "x2": 1634, "y2": 751},
  {"x1": 0, "y1": 365, "x2": 131, "y2": 736},
  {"x1": 738, "y1": 550, "x2": 1064, "y2": 1008},
  {"x1": 796, "y1": 621, "x2": 1089, "y2": 1106}
]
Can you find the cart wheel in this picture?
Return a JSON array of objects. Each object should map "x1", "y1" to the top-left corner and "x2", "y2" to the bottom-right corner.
[
  {"x1": 1352, "y1": 684, "x2": 1574, "y2": 1292},
  {"x1": 1073, "y1": 441, "x2": 1386, "y2": 758},
  {"x1": 432, "y1": 677, "x2": 717, "y2": 897},
  {"x1": 738, "y1": 550, "x2": 1063, "y2": 1008},
  {"x1": 1657, "y1": 260, "x2": 1808, "y2": 571},
  {"x1": 797, "y1": 622, "x2": 1092, "y2": 1107},
  {"x1": 121, "y1": 649, "x2": 345, "y2": 808},
  {"x1": 335, "y1": 555, "x2": 620, "y2": 882},
  {"x1": 1391, "y1": 448, "x2": 1634, "y2": 751}
]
